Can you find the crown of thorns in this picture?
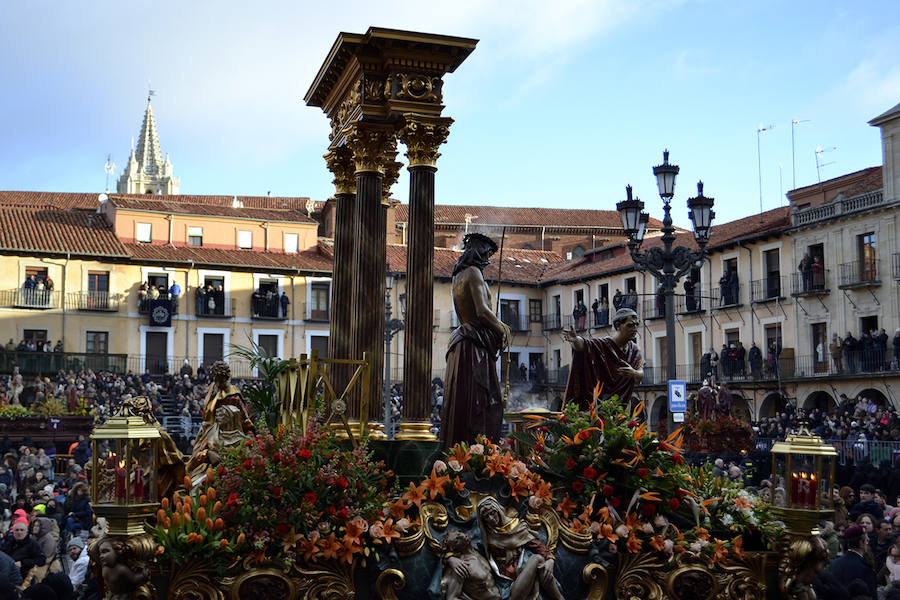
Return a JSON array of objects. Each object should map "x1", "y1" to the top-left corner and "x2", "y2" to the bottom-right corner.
[{"x1": 462, "y1": 233, "x2": 498, "y2": 253}]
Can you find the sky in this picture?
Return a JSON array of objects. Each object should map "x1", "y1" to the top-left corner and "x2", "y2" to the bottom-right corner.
[{"x1": 2, "y1": 1, "x2": 899, "y2": 229}]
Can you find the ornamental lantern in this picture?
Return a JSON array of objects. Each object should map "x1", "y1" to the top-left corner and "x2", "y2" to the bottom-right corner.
[
  {"x1": 770, "y1": 425, "x2": 838, "y2": 536},
  {"x1": 91, "y1": 402, "x2": 161, "y2": 536}
]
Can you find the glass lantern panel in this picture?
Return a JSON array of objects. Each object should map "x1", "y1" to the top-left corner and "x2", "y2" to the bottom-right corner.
[
  {"x1": 97, "y1": 439, "x2": 128, "y2": 505},
  {"x1": 126, "y1": 437, "x2": 156, "y2": 504},
  {"x1": 771, "y1": 453, "x2": 787, "y2": 507},
  {"x1": 788, "y1": 452, "x2": 821, "y2": 509}
]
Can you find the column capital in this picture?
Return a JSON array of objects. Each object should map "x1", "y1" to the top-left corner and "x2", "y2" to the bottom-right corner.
[
  {"x1": 324, "y1": 147, "x2": 356, "y2": 196},
  {"x1": 399, "y1": 114, "x2": 454, "y2": 168},
  {"x1": 343, "y1": 122, "x2": 398, "y2": 175}
]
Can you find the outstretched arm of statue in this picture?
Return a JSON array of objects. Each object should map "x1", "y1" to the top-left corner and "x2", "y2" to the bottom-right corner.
[{"x1": 562, "y1": 326, "x2": 586, "y2": 352}]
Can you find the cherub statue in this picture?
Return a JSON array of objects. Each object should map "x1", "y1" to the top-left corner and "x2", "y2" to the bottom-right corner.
[
  {"x1": 92, "y1": 536, "x2": 152, "y2": 600},
  {"x1": 476, "y1": 497, "x2": 566, "y2": 600},
  {"x1": 442, "y1": 529, "x2": 500, "y2": 600}
]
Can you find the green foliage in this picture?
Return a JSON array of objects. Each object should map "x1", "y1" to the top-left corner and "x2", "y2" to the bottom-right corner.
[
  {"x1": 0, "y1": 404, "x2": 33, "y2": 420},
  {"x1": 32, "y1": 398, "x2": 68, "y2": 417},
  {"x1": 229, "y1": 338, "x2": 290, "y2": 429}
]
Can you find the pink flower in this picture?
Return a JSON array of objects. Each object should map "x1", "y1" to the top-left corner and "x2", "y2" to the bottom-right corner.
[
  {"x1": 470, "y1": 444, "x2": 484, "y2": 455},
  {"x1": 528, "y1": 495, "x2": 544, "y2": 510},
  {"x1": 369, "y1": 522, "x2": 384, "y2": 539},
  {"x1": 433, "y1": 460, "x2": 448, "y2": 474},
  {"x1": 396, "y1": 518, "x2": 410, "y2": 532},
  {"x1": 447, "y1": 459, "x2": 462, "y2": 472}
]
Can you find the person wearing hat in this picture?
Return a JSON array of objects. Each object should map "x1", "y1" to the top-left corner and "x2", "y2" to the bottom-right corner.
[
  {"x1": 67, "y1": 536, "x2": 89, "y2": 588},
  {"x1": 826, "y1": 524, "x2": 876, "y2": 598}
]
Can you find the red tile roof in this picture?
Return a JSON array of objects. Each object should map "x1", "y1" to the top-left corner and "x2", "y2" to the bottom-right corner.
[
  {"x1": 0, "y1": 207, "x2": 129, "y2": 257},
  {"x1": 393, "y1": 204, "x2": 664, "y2": 230},
  {"x1": 124, "y1": 243, "x2": 333, "y2": 273},
  {"x1": 0, "y1": 191, "x2": 102, "y2": 210},
  {"x1": 788, "y1": 166, "x2": 882, "y2": 198},
  {"x1": 108, "y1": 194, "x2": 317, "y2": 223},
  {"x1": 386, "y1": 245, "x2": 564, "y2": 285}
]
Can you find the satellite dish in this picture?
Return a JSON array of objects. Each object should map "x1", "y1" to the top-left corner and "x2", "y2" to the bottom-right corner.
[{"x1": 98, "y1": 193, "x2": 109, "y2": 203}]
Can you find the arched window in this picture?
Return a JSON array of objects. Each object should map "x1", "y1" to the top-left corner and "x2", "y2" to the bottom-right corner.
[{"x1": 572, "y1": 245, "x2": 585, "y2": 258}]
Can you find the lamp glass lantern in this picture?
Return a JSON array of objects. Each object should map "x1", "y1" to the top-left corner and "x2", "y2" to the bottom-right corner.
[
  {"x1": 616, "y1": 185, "x2": 645, "y2": 239},
  {"x1": 91, "y1": 412, "x2": 161, "y2": 536},
  {"x1": 770, "y1": 426, "x2": 837, "y2": 535},
  {"x1": 687, "y1": 181, "x2": 715, "y2": 245},
  {"x1": 652, "y1": 150, "x2": 680, "y2": 200},
  {"x1": 634, "y1": 213, "x2": 650, "y2": 245}
]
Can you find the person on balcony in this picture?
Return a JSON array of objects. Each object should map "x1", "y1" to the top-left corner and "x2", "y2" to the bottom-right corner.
[
  {"x1": 844, "y1": 332, "x2": 859, "y2": 373},
  {"x1": 612, "y1": 289, "x2": 624, "y2": 311},
  {"x1": 196, "y1": 284, "x2": 207, "y2": 315},
  {"x1": 719, "y1": 271, "x2": 730, "y2": 305},
  {"x1": 22, "y1": 275, "x2": 37, "y2": 290},
  {"x1": 684, "y1": 278, "x2": 696, "y2": 311},
  {"x1": 168, "y1": 282, "x2": 181, "y2": 313},
  {"x1": 799, "y1": 252, "x2": 813, "y2": 292},
  {"x1": 591, "y1": 298, "x2": 600, "y2": 327},
  {"x1": 729, "y1": 271, "x2": 739, "y2": 304},
  {"x1": 148, "y1": 285, "x2": 160, "y2": 301},
  {"x1": 599, "y1": 297, "x2": 609, "y2": 326},
  {"x1": 811, "y1": 256, "x2": 824, "y2": 290},
  {"x1": 280, "y1": 291, "x2": 290, "y2": 318},
  {"x1": 138, "y1": 282, "x2": 148, "y2": 310},
  {"x1": 893, "y1": 330, "x2": 900, "y2": 370},
  {"x1": 749, "y1": 342, "x2": 762, "y2": 379},
  {"x1": 830, "y1": 334, "x2": 844, "y2": 374},
  {"x1": 876, "y1": 328, "x2": 889, "y2": 371},
  {"x1": 655, "y1": 283, "x2": 665, "y2": 317},
  {"x1": 572, "y1": 300, "x2": 586, "y2": 330}
]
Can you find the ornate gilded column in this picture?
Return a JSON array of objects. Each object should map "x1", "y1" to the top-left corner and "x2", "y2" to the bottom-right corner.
[
  {"x1": 344, "y1": 122, "x2": 398, "y2": 427},
  {"x1": 396, "y1": 114, "x2": 452, "y2": 441},
  {"x1": 324, "y1": 148, "x2": 356, "y2": 394}
]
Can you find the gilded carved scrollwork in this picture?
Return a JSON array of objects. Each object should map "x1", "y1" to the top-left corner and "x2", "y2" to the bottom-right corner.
[
  {"x1": 324, "y1": 148, "x2": 356, "y2": 196},
  {"x1": 382, "y1": 160, "x2": 402, "y2": 204},
  {"x1": 582, "y1": 563, "x2": 610, "y2": 600},
  {"x1": 363, "y1": 78, "x2": 385, "y2": 103},
  {"x1": 404, "y1": 500, "x2": 448, "y2": 556},
  {"x1": 330, "y1": 85, "x2": 362, "y2": 141},
  {"x1": 616, "y1": 550, "x2": 767, "y2": 600},
  {"x1": 398, "y1": 114, "x2": 453, "y2": 168},
  {"x1": 375, "y1": 568, "x2": 406, "y2": 600},
  {"x1": 343, "y1": 123, "x2": 397, "y2": 174},
  {"x1": 166, "y1": 558, "x2": 226, "y2": 600},
  {"x1": 390, "y1": 73, "x2": 442, "y2": 103}
]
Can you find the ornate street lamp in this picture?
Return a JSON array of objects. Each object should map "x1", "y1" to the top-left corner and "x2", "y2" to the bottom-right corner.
[{"x1": 616, "y1": 151, "x2": 715, "y2": 433}]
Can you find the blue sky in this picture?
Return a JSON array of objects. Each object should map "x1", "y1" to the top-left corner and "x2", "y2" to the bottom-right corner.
[{"x1": 1, "y1": 1, "x2": 899, "y2": 228}]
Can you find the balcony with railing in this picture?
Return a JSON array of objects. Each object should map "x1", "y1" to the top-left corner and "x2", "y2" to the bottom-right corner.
[
  {"x1": 137, "y1": 291, "x2": 177, "y2": 315},
  {"x1": 709, "y1": 283, "x2": 743, "y2": 309},
  {"x1": 838, "y1": 259, "x2": 880, "y2": 288},
  {"x1": 1, "y1": 289, "x2": 61, "y2": 309},
  {"x1": 0, "y1": 351, "x2": 127, "y2": 375},
  {"x1": 303, "y1": 302, "x2": 330, "y2": 322},
  {"x1": 195, "y1": 289, "x2": 230, "y2": 318},
  {"x1": 642, "y1": 298, "x2": 666, "y2": 320},
  {"x1": 251, "y1": 292, "x2": 287, "y2": 320},
  {"x1": 67, "y1": 291, "x2": 120, "y2": 312},
  {"x1": 750, "y1": 275, "x2": 786, "y2": 303},
  {"x1": 675, "y1": 292, "x2": 704, "y2": 315},
  {"x1": 499, "y1": 310, "x2": 528, "y2": 332},
  {"x1": 790, "y1": 270, "x2": 830, "y2": 296},
  {"x1": 791, "y1": 189, "x2": 885, "y2": 227},
  {"x1": 542, "y1": 313, "x2": 563, "y2": 331},
  {"x1": 126, "y1": 355, "x2": 254, "y2": 377}
]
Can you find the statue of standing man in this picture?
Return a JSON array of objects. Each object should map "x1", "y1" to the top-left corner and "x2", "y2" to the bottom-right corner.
[
  {"x1": 563, "y1": 308, "x2": 643, "y2": 409},
  {"x1": 440, "y1": 233, "x2": 510, "y2": 446}
]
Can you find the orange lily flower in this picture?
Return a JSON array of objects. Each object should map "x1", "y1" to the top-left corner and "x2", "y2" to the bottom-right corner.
[
  {"x1": 401, "y1": 482, "x2": 426, "y2": 507},
  {"x1": 650, "y1": 535, "x2": 666, "y2": 552},
  {"x1": 321, "y1": 533, "x2": 342, "y2": 561},
  {"x1": 421, "y1": 469, "x2": 450, "y2": 500},
  {"x1": 453, "y1": 478, "x2": 466, "y2": 491},
  {"x1": 299, "y1": 531, "x2": 320, "y2": 563},
  {"x1": 447, "y1": 444, "x2": 472, "y2": 466},
  {"x1": 556, "y1": 495, "x2": 578, "y2": 518},
  {"x1": 508, "y1": 477, "x2": 532, "y2": 499},
  {"x1": 343, "y1": 519, "x2": 366, "y2": 546},
  {"x1": 626, "y1": 533, "x2": 642, "y2": 553},
  {"x1": 533, "y1": 480, "x2": 553, "y2": 504},
  {"x1": 733, "y1": 495, "x2": 753, "y2": 510},
  {"x1": 381, "y1": 519, "x2": 402, "y2": 543},
  {"x1": 388, "y1": 498, "x2": 409, "y2": 519},
  {"x1": 712, "y1": 539, "x2": 727, "y2": 562},
  {"x1": 599, "y1": 523, "x2": 618, "y2": 543}
]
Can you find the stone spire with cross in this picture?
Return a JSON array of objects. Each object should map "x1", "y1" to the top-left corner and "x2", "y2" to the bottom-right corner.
[{"x1": 117, "y1": 93, "x2": 180, "y2": 194}]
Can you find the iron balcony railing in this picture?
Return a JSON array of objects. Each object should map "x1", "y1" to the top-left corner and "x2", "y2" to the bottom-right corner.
[
  {"x1": 137, "y1": 291, "x2": 177, "y2": 314},
  {"x1": 754, "y1": 437, "x2": 900, "y2": 468},
  {"x1": 709, "y1": 283, "x2": 743, "y2": 308},
  {"x1": 839, "y1": 259, "x2": 880, "y2": 288},
  {"x1": 790, "y1": 270, "x2": 829, "y2": 296},
  {"x1": 195, "y1": 289, "x2": 228, "y2": 317},
  {"x1": 1, "y1": 289, "x2": 61, "y2": 309},
  {"x1": 0, "y1": 351, "x2": 127, "y2": 375},
  {"x1": 642, "y1": 298, "x2": 666, "y2": 320},
  {"x1": 127, "y1": 355, "x2": 255, "y2": 377},
  {"x1": 499, "y1": 311, "x2": 528, "y2": 332},
  {"x1": 750, "y1": 275, "x2": 786, "y2": 302},
  {"x1": 542, "y1": 314, "x2": 564, "y2": 331},
  {"x1": 675, "y1": 292, "x2": 704, "y2": 314},
  {"x1": 67, "y1": 291, "x2": 120, "y2": 312},
  {"x1": 251, "y1": 292, "x2": 287, "y2": 320}
]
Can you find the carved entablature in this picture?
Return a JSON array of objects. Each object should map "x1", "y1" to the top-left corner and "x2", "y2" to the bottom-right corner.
[{"x1": 386, "y1": 72, "x2": 443, "y2": 104}]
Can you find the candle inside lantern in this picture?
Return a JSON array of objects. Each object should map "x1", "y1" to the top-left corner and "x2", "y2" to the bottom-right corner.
[
  {"x1": 133, "y1": 464, "x2": 144, "y2": 500},
  {"x1": 791, "y1": 472, "x2": 799, "y2": 505},
  {"x1": 808, "y1": 473, "x2": 818, "y2": 508},
  {"x1": 115, "y1": 459, "x2": 126, "y2": 501}
]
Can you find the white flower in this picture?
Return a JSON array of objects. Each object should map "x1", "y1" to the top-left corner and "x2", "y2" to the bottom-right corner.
[
  {"x1": 690, "y1": 542, "x2": 702, "y2": 553},
  {"x1": 720, "y1": 514, "x2": 734, "y2": 526},
  {"x1": 641, "y1": 523, "x2": 654, "y2": 534},
  {"x1": 653, "y1": 515, "x2": 669, "y2": 529},
  {"x1": 663, "y1": 539, "x2": 674, "y2": 554},
  {"x1": 396, "y1": 518, "x2": 410, "y2": 532},
  {"x1": 528, "y1": 495, "x2": 544, "y2": 510},
  {"x1": 470, "y1": 444, "x2": 484, "y2": 455},
  {"x1": 615, "y1": 525, "x2": 630, "y2": 538},
  {"x1": 433, "y1": 460, "x2": 448, "y2": 473},
  {"x1": 447, "y1": 459, "x2": 463, "y2": 472},
  {"x1": 589, "y1": 521, "x2": 601, "y2": 534}
]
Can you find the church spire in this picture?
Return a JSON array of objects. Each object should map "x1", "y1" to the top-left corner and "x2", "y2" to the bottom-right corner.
[{"x1": 117, "y1": 92, "x2": 180, "y2": 195}]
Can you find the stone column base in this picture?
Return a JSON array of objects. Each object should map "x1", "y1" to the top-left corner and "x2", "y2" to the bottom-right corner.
[{"x1": 394, "y1": 421, "x2": 438, "y2": 441}]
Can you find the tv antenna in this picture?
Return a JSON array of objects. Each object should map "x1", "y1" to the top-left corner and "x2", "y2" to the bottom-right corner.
[
  {"x1": 815, "y1": 146, "x2": 837, "y2": 183},
  {"x1": 104, "y1": 154, "x2": 116, "y2": 192},
  {"x1": 791, "y1": 119, "x2": 810, "y2": 189}
]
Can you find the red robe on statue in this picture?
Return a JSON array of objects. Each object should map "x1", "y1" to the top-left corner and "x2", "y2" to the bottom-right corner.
[{"x1": 564, "y1": 337, "x2": 642, "y2": 409}]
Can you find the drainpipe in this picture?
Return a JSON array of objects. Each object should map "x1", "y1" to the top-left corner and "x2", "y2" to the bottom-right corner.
[
  {"x1": 541, "y1": 226, "x2": 546, "y2": 252},
  {"x1": 741, "y1": 243, "x2": 755, "y2": 344},
  {"x1": 168, "y1": 214, "x2": 175, "y2": 247},
  {"x1": 262, "y1": 222, "x2": 270, "y2": 252},
  {"x1": 62, "y1": 253, "x2": 69, "y2": 349},
  {"x1": 186, "y1": 261, "x2": 193, "y2": 361}
]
